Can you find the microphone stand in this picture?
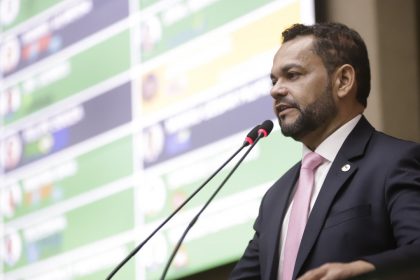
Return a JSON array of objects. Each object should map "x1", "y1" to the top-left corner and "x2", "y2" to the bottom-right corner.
[
  {"x1": 159, "y1": 133, "x2": 265, "y2": 280},
  {"x1": 105, "y1": 141, "x2": 250, "y2": 280}
]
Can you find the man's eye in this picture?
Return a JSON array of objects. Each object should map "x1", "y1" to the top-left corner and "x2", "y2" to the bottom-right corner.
[
  {"x1": 287, "y1": 72, "x2": 301, "y2": 80},
  {"x1": 271, "y1": 79, "x2": 277, "y2": 86}
]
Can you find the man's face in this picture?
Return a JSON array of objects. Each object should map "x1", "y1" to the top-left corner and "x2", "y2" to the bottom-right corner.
[{"x1": 270, "y1": 35, "x2": 337, "y2": 142}]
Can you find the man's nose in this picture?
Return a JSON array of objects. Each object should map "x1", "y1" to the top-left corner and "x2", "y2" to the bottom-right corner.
[{"x1": 270, "y1": 82, "x2": 288, "y2": 99}]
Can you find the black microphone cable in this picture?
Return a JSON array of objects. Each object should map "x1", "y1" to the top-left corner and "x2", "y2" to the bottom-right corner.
[
  {"x1": 105, "y1": 124, "x2": 262, "y2": 280},
  {"x1": 159, "y1": 120, "x2": 273, "y2": 280}
]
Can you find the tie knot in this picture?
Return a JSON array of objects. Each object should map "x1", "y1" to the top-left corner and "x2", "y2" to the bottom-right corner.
[{"x1": 302, "y1": 152, "x2": 324, "y2": 170}]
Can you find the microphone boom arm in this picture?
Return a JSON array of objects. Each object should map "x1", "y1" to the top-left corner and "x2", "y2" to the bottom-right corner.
[
  {"x1": 105, "y1": 143, "x2": 247, "y2": 280},
  {"x1": 159, "y1": 133, "x2": 265, "y2": 280}
]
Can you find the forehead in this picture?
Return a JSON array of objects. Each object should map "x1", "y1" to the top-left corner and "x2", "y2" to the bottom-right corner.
[{"x1": 272, "y1": 35, "x2": 324, "y2": 70}]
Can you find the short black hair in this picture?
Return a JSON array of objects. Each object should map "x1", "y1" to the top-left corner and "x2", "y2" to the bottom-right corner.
[{"x1": 282, "y1": 23, "x2": 371, "y2": 107}]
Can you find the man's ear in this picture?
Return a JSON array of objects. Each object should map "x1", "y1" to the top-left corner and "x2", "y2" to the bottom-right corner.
[{"x1": 333, "y1": 64, "x2": 356, "y2": 98}]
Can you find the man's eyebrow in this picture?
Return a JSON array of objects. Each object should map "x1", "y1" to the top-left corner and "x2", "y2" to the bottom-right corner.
[
  {"x1": 270, "y1": 63, "x2": 302, "y2": 81},
  {"x1": 280, "y1": 63, "x2": 302, "y2": 72},
  {"x1": 270, "y1": 63, "x2": 303, "y2": 79}
]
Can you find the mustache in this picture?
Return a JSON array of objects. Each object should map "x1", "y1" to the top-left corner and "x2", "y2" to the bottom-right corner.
[{"x1": 274, "y1": 98, "x2": 301, "y2": 111}]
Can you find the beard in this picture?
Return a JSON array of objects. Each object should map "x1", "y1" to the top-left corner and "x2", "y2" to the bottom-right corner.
[{"x1": 279, "y1": 83, "x2": 338, "y2": 141}]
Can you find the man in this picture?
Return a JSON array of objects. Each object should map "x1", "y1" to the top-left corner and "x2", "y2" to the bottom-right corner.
[{"x1": 230, "y1": 22, "x2": 420, "y2": 280}]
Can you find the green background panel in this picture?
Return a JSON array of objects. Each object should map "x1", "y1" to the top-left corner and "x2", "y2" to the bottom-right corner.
[
  {"x1": 146, "y1": 221, "x2": 255, "y2": 279},
  {"x1": 0, "y1": 0, "x2": 312, "y2": 278},
  {"x1": 1, "y1": 0, "x2": 62, "y2": 32},
  {"x1": 84, "y1": 259, "x2": 134, "y2": 280},
  {"x1": 140, "y1": 0, "x2": 276, "y2": 61},
  {"x1": 4, "y1": 188, "x2": 134, "y2": 272},
  {"x1": 6, "y1": 136, "x2": 133, "y2": 221},
  {"x1": 65, "y1": 188, "x2": 134, "y2": 249},
  {"x1": 3, "y1": 30, "x2": 130, "y2": 125},
  {"x1": 77, "y1": 243, "x2": 135, "y2": 280},
  {"x1": 142, "y1": 131, "x2": 300, "y2": 223},
  {"x1": 5, "y1": 243, "x2": 135, "y2": 279},
  {"x1": 139, "y1": 0, "x2": 157, "y2": 9}
]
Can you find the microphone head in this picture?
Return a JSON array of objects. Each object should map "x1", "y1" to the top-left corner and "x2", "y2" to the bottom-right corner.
[
  {"x1": 258, "y1": 120, "x2": 274, "y2": 138},
  {"x1": 243, "y1": 125, "x2": 261, "y2": 146}
]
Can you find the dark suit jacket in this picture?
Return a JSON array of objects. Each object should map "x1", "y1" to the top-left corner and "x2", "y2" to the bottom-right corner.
[{"x1": 230, "y1": 117, "x2": 420, "y2": 280}]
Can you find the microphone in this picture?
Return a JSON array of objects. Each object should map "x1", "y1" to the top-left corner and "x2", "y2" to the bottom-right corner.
[
  {"x1": 105, "y1": 124, "x2": 262, "y2": 280},
  {"x1": 244, "y1": 123, "x2": 262, "y2": 146},
  {"x1": 159, "y1": 120, "x2": 274, "y2": 280},
  {"x1": 258, "y1": 119, "x2": 274, "y2": 138}
]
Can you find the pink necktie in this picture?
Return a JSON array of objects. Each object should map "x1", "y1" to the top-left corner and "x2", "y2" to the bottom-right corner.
[{"x1": 282, "y1": 152, "x2": 324, "y2": 280}]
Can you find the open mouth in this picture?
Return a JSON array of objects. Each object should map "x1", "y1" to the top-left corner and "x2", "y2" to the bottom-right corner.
[{"x1": 276, "y1": 103, "x2": 298, "y2": 115}]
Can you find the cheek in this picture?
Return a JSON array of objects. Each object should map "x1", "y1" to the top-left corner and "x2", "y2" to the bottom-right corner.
[
  {"x1": 289, "y1": 89, "x2": 313, "y2": 110},
  {"x1": 295, "y1": 78, "x2": 329, "y2": 107}
]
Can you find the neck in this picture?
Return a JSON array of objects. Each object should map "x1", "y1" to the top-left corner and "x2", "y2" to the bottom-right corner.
[{"x1": 301, "y1": 111, "x2": 362, "y2": 150}]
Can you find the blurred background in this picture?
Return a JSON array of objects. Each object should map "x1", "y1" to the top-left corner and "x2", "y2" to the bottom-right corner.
[{"x1": 0, "y1": 0, "x2": 418, "y2": 279}]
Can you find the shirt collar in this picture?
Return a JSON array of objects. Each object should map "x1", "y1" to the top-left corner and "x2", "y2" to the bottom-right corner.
[{"x1": 302, "y1": 115, "x2": 362, "y2": 162}]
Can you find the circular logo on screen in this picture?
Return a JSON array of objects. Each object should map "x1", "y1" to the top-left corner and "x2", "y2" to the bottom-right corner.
[
  {"x1": 141, "y1": 15, "x2": 162, "y2": 53},
  {"x1": 0, "y1": 86, "x2": 21, "y2": 117},
  {"x1": 141, "y1": 233, "x2": 168, "y2": 270},
  {"x1": 1, "y1": 134, "x2": 23, "y2": 170},
  {"x1": 1, "y1": 231, "x2": 22, "y2": 267},
  {"x1": 38, "y1": 134, "x2": 54, "y2": 154},
  {"x1": 174, "y1": 246, "x2": 188, "y2": 268},
  {"x1": 0, "y1": 0, "x2": 20, "y2": 26},
  {"x1": 0, "y1": 182, "x2": 22, "y2": 218},
  {"x1": 142, "y1": 124, "x2": 165, "y2": 163},
  {"x1": 142, "y1": 73, "x2": 159, "y2": 102},
  {"x1": 0, "y1": 36, "x2": 21, "y2": 74},
  {"x1": 138, "y1": 176, "x2": 166, "y2": 215}
]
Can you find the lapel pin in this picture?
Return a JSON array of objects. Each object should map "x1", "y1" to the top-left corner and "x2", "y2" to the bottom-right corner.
[{"x1": 341, "y1": 164, "x2": 351, "y2": 172}]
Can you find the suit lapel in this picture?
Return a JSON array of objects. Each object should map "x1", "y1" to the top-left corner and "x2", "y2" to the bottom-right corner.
[{"x1": 292, "y1": 116, "x2": 375, "y2": 279}]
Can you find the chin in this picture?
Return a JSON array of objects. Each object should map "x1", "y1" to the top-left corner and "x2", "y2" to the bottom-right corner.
[
  {"x1": 280, "y1": 128, "x2": 304, "y2": 141},
  {"x1": 279, "y1": 116, "x2": 297, "y2": 130},
  {"x1": 279, "y1": 119, "x2": 306, "y2": 140}
]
